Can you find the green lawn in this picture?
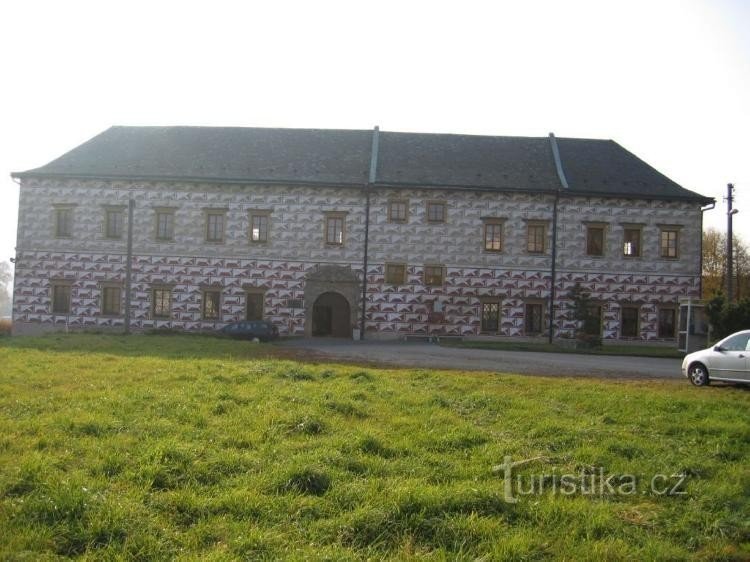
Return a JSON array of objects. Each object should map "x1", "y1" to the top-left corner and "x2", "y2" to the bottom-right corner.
[
  {"x1": 440, "y1": 339, "x2": 686, "y2": 359},
  {"x1": 0, "y1": 334, "x2": 747, "y2": 560}
]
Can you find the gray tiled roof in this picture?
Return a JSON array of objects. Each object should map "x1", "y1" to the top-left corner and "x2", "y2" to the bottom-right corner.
[{"x1": 13, "y1": 126, "x2": 711, "y2": 203}]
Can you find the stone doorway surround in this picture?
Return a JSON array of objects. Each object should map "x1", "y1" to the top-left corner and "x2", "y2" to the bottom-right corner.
[{"x1": 304, "y1": 265, "x2": 361, "y2": 338}]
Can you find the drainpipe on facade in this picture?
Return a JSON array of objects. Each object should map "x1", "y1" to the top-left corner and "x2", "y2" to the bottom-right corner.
[
  {"x1": 548, "y1": 133, "x2": 569, "y2": 344},
  {"x1": 360, "y1": 126, "x2": 380, "y2": 340},
  {"x1": 124, "y1": 198, "x2": 135, "y2": 335}
]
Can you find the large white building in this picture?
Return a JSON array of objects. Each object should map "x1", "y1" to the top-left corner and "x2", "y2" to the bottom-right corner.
[{"x1": 10, "y1": 126, "x2": 712, "y2": 340}]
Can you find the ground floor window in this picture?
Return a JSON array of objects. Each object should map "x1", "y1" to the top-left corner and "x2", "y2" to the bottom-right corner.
[
  {"x1": 584, "y1": 305, "x2": 602, "y2": 335},
  {"x1": 202, "y1": 290, "x2": 221, "y2": 320},
  {"x1": 51, "y1": 284, "x2": 71, "y2": 314},
  {"x1": 658, "y1": 308, "x2": 676, "y2": 338},
  {"x1": 246, "y1": 292, "x2": 264, "y2": 321},
  {"x1": 102, "y1": 286, "x2": 122, "y2": 316},
  {"x1": 152, "y1": 288, "x2": 172, "y2": 319},
  {"x1": 525, "y1": 303, "x2": 543, "y2": 334},
  {"x1": 620, "y1": 306, "x2": 639, "y2": 338},
  {"x1": 481, "y1": 302, "x2": 500, "y2": 332}
]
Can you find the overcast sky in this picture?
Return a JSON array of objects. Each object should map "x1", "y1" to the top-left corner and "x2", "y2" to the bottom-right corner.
[{"x1": 1, "y1": 0, "x2": 748, "y2": 271}]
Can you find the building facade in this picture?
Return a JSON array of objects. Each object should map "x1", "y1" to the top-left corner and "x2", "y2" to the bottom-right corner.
[{"x1": 10, "y1": 127, "x2": 712, "y2": 340}]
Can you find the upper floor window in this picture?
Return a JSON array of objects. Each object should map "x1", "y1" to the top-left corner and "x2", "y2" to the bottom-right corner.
[
  {"x1": 585, "y1": 224, "x2": 606, "y2": 256},
  {"x1": 202, "y1": 289, "x2": 221, "y2": 320},
  {"x1": 101, "y1": 286, "x2": 122, "y2": 316},
  {"x1": 426, "y1": 201, "x2": 446, "y2": 223},
  {"x1": 385, "y1": 263, "x2": 407, "y2": 285},
  {"x1": 205, "y1": 210, "x2": 226, "y2": 243},
  {"x1": 660, "y1": 227, "x2": 680, "y2": 259},
  {"x1": 105, "y1": 207, "x2": 124, "y2": 239},
  {"x1": 325, "y1": 213, "x2": 345, "y2": 245},
  {"x1": 623, "y1": 226, "x2": 642, "y2": 257},
  {"x1": 155, "y1": 208, "x2": 175, "y2": 241},
  {"x1": 152, "y1": 287, "x2": 172, "y2": 319},
  {"x1": 424, "y1": 264, "x2": 445, "y2": 286},
  {"x1": 51, "y1": 283, "x2": 71, "y2": 314},
  {"x1": 526, "y1": 221, "x2": 547, "y2": 254},
  {"x1": 483, "y1": 220, "x2": 504, "y2": 252},
  {"x1": 388, "y1": 200, "x2": 408, "y2": 223},
  {"x1": 54, "y1": 206, "x2": 73, "y2": 238},
  {"x1": 250, "y1": 211, "x2": 270, "y2": 243}
]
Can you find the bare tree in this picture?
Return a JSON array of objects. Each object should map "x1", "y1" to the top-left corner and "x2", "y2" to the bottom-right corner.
[{"x1": 702, "y1": 227, "x2": 750, "y2": 300}]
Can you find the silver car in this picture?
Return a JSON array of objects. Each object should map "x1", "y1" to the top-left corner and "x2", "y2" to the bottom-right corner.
[{"x1": 682, "y1": 329, "x2": 750, "y2": 386}]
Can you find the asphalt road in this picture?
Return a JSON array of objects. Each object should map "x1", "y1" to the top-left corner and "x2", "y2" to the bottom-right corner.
[{"x1": 278, "y1": 339, "x2": 683, "y2": 380}]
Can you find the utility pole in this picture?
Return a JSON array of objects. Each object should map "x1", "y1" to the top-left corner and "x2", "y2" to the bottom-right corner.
[{"x1": 726, "y1": 183, "x2": 737, "y2": 302}]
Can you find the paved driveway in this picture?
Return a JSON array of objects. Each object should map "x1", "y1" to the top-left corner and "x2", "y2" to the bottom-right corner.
[{"x1": 278, "y1": 339, "x2": 683, "y2": 380}]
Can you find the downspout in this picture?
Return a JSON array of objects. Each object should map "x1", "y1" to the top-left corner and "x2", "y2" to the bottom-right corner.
[
  {"x1": 124, "y1": 198, "x2": 135, "y2": 334},
  {"x1": 360, "y1": 126, "x2": 379, "y2": 340},
  {"x1": 548, "y1": 133, "x2": 569, "y2": 344}
]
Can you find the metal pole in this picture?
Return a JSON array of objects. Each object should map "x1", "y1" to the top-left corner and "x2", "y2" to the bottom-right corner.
[
  {"x1": 726, "y1": 183, "x2": 735, "y2": 302},
  {"x1": 124, "y1": 198, "x2": 135, "y2": 334}
]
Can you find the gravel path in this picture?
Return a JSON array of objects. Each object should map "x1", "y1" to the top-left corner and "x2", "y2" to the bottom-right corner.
[{"x1": 277, "y1": 339, "x2": 683, "y2": 380}]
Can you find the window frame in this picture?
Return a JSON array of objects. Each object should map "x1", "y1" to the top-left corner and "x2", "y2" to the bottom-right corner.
[
  {"x1": 154, "y1": 207, "x2": 176, "y2": 242},
  {"x1": 245, "y1": 291, "x2": 265, "y2": 321},
  {"x1": 659, "y1": 225, "x2": 682, "y2": 259},
  {"x1": 249, "y1": 210, "x2": 271, "y2": 244},
  {"x1": 324, "y1": 212, "x2": 346, "y2": 246},
  {"x1": 103, "y1": 206, "x2": 125, "y2": 240},
  {"x1": 657, "y1": 307, "x2": 677, "y2": 338},
  {"x1": 101, "y1": 284, "x2": 123, "y2": 316},
  {"x1": 524, "y1": 301, "x2": 545, "y2": 335},
  {"x1": 53, "y1": 205, "x2": 74, "y2": 238},
  {"x1": 584, "y1": 222, "x2": 607, "y2": 257},
  {"x1": 202, "y1": 289, "x2": 222, "y2": 321},
  {"x1": 525, "y1": 220, "x2": 548, "y2": 254},
  {"x1": 423, "y1": 264, "x2": 445, "y2": 287},
  {"x1": 204, "y1": 209, "x2": 227, "y2": 244},
  {"x1": 151, "y1": 287, "x2": 173, "y2": 319},
  {"x1": 482, "y1": 218, "x2": 505, "y2": 253},
  {"x1": 387, "y1": 200, "x2": 409, "y2": 223},
  {"x1": 620, "y1": 305, "x2": 640, "y2": 338},
  {"x1": 384, "y1": 262, "x2": 407, "y2": 285},
  {"x1": 426, "y1": 201, "x2": 447, "y2": 224},
  {"x1": 51, "y1": 282, "x2": 72, "y2": 314},
  {"x1": 622, "y1": 224, "x2": 643, "y2": 258},
  {"x1": 480, "y1": 301, "x2": 501, "y2": 333}
]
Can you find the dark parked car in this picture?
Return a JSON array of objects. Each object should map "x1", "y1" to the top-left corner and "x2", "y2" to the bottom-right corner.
[{"x1": 219, "y1": 320, "x2": 279, "y2": 342}]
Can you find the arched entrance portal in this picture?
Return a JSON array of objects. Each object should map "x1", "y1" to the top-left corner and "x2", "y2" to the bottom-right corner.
[{"x1": 312, "y1": 292, "x2": 351, "y2": 337}]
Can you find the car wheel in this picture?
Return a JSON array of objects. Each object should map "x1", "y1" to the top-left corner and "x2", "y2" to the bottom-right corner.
[{"x1": 688, "y1": 363, "x2": 709, "y2": 386}]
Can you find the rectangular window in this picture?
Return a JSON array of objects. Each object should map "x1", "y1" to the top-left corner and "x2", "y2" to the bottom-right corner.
[
  {"x1": 250, "y1": 213, "x2": 269, "y2": 243},
  {"x1": 202, "y1": 290, "x2": 221, "y2": 320},
  {"x1": 388, "y1": 201, "x2": 408, "y2": 223},
  {"x1": 102, "y1": 286, "x2": 122, "y2": 316},
  {"x1": 623, "y1": 228, "x2": 641, "y2": 257},
  {"x1": 426, "y1": 201, "x2": 446, "y2": 223},
  {"x1": 586, "y1": 226, "x2": 605, "y2": 256},
  {"x1": 156, "y1": 210, "x2": 175, "y2": 241},
  {"x1": 55, "y1": 207, "x2": 73, "y2": 238},
  {"x1": 51, "y1": 284, "x2": 71, "y2": 314},
  {"x1": 525, "y1": 303, "x2": 543, "y2": 334},
  {"x1": 585, "y1": 305, "x2": 603, "y2": 335},
  {"x1": 424, "y1": 265, "x2": 444, "y2": 286},
  {"x1": 385, "y1": 263, "x2": 406, "y2": 285},
  {"x1": 152, "y1": 288, "x2": 172, "y2": 319},
  {"x1": 660, "y1": 229, "x2": 679, "y2": 258},
  {"x1": 527, "y1": 223, "x2": 546, "y2": 253},
  {"x1": 246, "y1": 292, "x2": 264, "y2": 320},
  {"x1": 325, "y1": 215, "x2": 345, "y2": 245},
  {"x1": 658, "y1": 308, "x2": 676, "y2": 338},
  {"x1": 481, "y1": 302, "x2": 500, "y2": 332},
  {"x1": 105, "y1": 209, "x2": 123, "y2": 239},
  {"x1": 206, "y1": 212, "x2": 226, "y2": 243},
  {"x1": 484, "y1": 221, "x2": 503, "y2": 252},
  {"x1": 621, "y1": 306, "x2": 639, "y2": 338}
]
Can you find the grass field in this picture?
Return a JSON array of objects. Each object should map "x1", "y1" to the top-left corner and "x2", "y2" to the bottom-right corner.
[{"x1": 0, "y1": 334, "x2": 748, "y2": 560}]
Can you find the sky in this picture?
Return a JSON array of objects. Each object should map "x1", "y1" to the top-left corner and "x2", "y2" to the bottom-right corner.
[{"x1": 1, "y1": 0, "x2": 749, "y2": 276}]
